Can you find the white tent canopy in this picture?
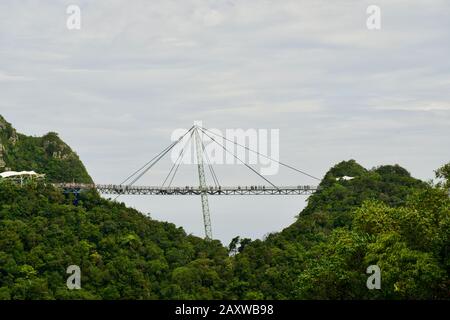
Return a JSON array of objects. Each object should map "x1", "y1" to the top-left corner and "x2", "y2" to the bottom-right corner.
[
  {"x1": 0, "y1": 171, "x2": 45, "y2": 179},
  {"x1": 336, "y1": 175, "x2": 355, "y2": 181}
]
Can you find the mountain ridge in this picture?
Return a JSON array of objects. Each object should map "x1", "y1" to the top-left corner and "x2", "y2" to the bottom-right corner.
[
  {"x1": 0, "y1": 115, "x2": 92, "y2": 184},
  {"x1": 0, "y1": 115, "x2": 448, "y2": 300}
]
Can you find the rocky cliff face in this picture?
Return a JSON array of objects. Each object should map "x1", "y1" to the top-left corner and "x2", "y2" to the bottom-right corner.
[
  {"x1": 0, "y1": 115, "x2": 93, "y2": 183},
  {"x1": 0, "y1": 116, "x2": 17, "y2": 171},
  {"x1": 0, "y1": 144, "x2": 6, "y2": 169}
]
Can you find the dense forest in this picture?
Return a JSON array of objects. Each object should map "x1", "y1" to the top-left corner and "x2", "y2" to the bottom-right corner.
[
  {"x1": 230, "y1": 161, "x2": 449, "y2": 299},
  {"x1": 0, "y1": 115, "x2": 449, "y2": 299}
]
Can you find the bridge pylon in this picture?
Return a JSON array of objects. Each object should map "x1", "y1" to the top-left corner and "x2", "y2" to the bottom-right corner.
[
  {"x1": 194, "y1": 126, "x2": 213, "y2": 240},
  {"x1": 194, "y1": 127, "x2": 212, "y2": 240},
  {"x1": 63, "y1": 123, "x2": 321, "y2": 241}
]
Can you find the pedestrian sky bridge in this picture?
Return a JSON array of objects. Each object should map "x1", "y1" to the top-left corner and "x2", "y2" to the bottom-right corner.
[
  {"x1": 58, "y1": 124, "x2": 321, "y2": 240},
  {"x1": 57, "y1": 184, "x2": 318, "y2": 196}
]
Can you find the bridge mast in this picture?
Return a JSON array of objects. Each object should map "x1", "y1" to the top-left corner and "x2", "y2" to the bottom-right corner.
[{"x1": 194, "y1": 126, "x2": 213, "y2": 240}]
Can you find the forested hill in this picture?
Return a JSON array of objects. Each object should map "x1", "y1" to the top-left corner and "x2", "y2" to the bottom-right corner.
[
  {"x1": 0, "y1": 116, "x2": 231, "y2": 299},
  {"x1": 0, "y1": 115, "x2": 92, "y2": 183},
  {"x1": 0, "y1": 182, "x2": 231, "y2": 299},
  {"x1": 280, "y1": 160, "x2": 427, "y2": 243},
  {"x1": 231, "y1": 161, "x2": 449, "y2": 299},
  {"x1": 0, "y1": 115, "x2": 448, "y2": 300}
]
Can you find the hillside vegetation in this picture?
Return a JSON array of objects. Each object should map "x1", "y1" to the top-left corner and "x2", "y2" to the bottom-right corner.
[
  {"x1": 231, "y1": 161, "x2": 449, "y2": 299},
  {"x1": 0, "y1": 116, "x2": 448, "y2": 299},
  {"x1": 0, "y1": 116, "x2": 92, "y2": 183},
  {"x1": 0, "y1": 182, "x2": 231, "y2": 299}
]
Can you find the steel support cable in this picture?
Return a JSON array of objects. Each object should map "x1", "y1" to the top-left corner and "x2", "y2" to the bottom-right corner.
[
  {"x1": 204, "y1": 148, "x2": 220, "y2": 187},
  {"x1": 113, "y1": 141, "x2": 180, "y2": 201},
  {"x1": 166, "y1": 128, "x2": 219, "y2": 188},
  {"x1": 119, "y1": 143, "x2": 175, "y2": 185},
  {"x1": 128, "y1": 138, "x2": 181, "y2": 187},
  {"x1": 204, "y1": 142, "x2": 221, "y2": 187},
  {"x1": 198, "y1": 131, "x2": 220, "y2": 187},
  {"x1": 121, "y1": 126, "x2": 194, "y2": 185},
  {"x1": 198, "y1": 128, "x2": 279, "y2": 190},
  {"x1": 199, "y1": 126, "x2": 320, "y2": 181},
  {"x1": 167, "y1": 156, "x2": 183, "y2": 187},
  {"x1": 113, "y1": 127, "x2": 195, "y2": 202},
  {"x1": 119, "y1": 126, "x2": 195, "y2": 186},
  {"x1": 168, "y1": 130, "x2": 198, "y2": 187},
  {"x1": 162, "y1": 130, "x2": 194, "y2": 187}
]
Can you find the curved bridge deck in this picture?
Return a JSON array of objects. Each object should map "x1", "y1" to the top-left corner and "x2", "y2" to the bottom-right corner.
[{"x1": 56, "y1": 184, "x2": 318, "y2": 196}]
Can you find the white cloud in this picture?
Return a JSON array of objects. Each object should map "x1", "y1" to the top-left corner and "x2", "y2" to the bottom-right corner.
[{"x1": 0, "y1": 71, "x2": 33, "y2": 82}]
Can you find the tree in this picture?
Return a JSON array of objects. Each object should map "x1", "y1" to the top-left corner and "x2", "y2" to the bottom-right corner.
[{"x1": 435, "y1": 162, "x2": 450, "y2": 188}]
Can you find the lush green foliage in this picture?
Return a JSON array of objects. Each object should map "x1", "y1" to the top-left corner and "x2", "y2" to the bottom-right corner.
[
  {"x1": 436, "y1": 163, "x2": 450, "y2": 189},
  {"x1": 1, "y1": 116, "x2": 448, "y2": 299},
  {"x1": 1, "y1": 161, "x2": 447, "y2": 300},
  {"x1": 0, "y1": 181, "x2": 231, "y2": 299},
  {"x1": 231, "y1": 161, "x2": 449, "y2": 299}
]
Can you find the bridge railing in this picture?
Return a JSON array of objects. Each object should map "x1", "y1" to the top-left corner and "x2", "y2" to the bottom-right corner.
[{"x1": 55, "y1": 183, "x2": 318, "y2": 191}]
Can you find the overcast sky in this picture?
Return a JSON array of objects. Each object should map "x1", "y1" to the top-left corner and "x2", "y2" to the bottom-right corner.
[{"x1": 1, "y1": 0, "x2": 449, "y2": 245}]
